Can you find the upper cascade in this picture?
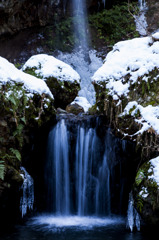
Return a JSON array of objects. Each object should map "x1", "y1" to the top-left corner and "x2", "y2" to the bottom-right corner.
[{"x1": 72, "y1": 0, "x2": 89, "y2": 50}]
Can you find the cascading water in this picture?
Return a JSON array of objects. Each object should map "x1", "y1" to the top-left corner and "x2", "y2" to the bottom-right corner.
[
  {"x1": 44, "y1": 118, "x2": 133, "y2": 219},
  {"x1": 135, "y1": 0, "x2": 147, "y2": 36},
  {"x1": 45, "y1": 119, "x2": 70, "y2": 215},
  {"x1": 75, "y1": 125, "x2": 111, "y2": 216},
  {"x1": 72, "y1": 0, "x2": 89, "y2": 50},
  {"x1": 57, "y1": 0, "x2": 103, "y2": 105},
  {"x1": 45, "y1": 119, "x2": 112, "y2": 216},
  {"x1": 138, "y1": 0, "x2": 146, "y2": 9}
]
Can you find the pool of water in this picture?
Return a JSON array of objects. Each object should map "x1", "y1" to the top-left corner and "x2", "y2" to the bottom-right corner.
[{"x1": 0, "y1": 215, "x2": 155, "y2": 240}]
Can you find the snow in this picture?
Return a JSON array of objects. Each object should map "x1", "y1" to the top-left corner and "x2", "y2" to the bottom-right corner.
[
  {"x1": 71, "y1": 96, "x2": 91, "y2": 112},
  {"x1": 0, "y1": 56, "x2": 53, "y2": 97},
  {"x1": 139, "y1": 187, "x2": 149, "y2": 198},
  {"x1": 92, "y1": 34, "x2": 159, "y2": 99},
  {"x1": 22, "y1": 54, "x2": 80, "y2": 83},
  {"x1": 150, "y1": 156, "x2": 159, "y2": 186},
  {"x1": 152, "y1": 32, "x2": 159, "y2": 41},
  {"x1": 122, "y1": 101, "x2": 159, "y2": 135}
]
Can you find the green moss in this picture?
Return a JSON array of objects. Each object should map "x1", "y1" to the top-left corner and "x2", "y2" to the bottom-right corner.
[
  {"x1": 23, "y1": 67, "x2": 43, "y2": 79},
  {"x1": 0, "y1": 82, "x2": 55, "y2": 175},
  {"x1": 89, "y1": 2, "x2": 139, "y2": 49},
  {"x1": 88, "y1": 104, "x2": 99, "y2": 115},
  {"x1": 0, "y1": 161, "x2": 5, "y2": 180}
]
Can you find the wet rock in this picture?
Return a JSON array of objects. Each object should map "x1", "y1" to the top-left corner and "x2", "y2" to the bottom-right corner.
[{"x1": 66, "y1": 103, "x2": 84, "y2": 115}]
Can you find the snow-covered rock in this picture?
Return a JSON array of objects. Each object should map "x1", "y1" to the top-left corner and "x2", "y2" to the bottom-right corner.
[
  {"x1": 22, "y1": 54, "x2": 81, "y2": 108},
  {"x1": 0, "y1": 56, "x2": 53, "y2": 97},
  {"x1": 71, "y1": 97, "x2": 91, "y2": 113},
  {"x1": 22, "y1": 54, "x2": 80, "y2": 84},
  {"x1": 92, "y1": 34, "x2": 159, "y2": 100},
  {"x1": 92, "y1": 33, "x2": 159, "y2": 137},
  {"x1": 133, "y1": 155, "x2": 159, "y2": 225}
]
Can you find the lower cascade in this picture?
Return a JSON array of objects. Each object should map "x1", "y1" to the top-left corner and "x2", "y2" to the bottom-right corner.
[{"x1": 44, "y1": 118, "x2": 136, "y2": 222}]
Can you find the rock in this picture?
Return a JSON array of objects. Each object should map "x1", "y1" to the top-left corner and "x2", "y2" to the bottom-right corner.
[
  {"x1": 66, "y1": 103, "x2": 84, "y2": 115},
  {"x1": 22, "y1": 54, "x2": 81, "y2": 109},
  {"x1": 92, "y1": 35, "x2": 159, "y2": 225},
  {"x1": 0, "y1": 0, "x2": 62, "y2": 37},
  {"x1": 0, "y1": 77, "x2": 56, "y2": 226},
  {"x1": 0, "y1": 120, "x2": 7, "y2": 127},
  {"x1": 152, "y1": 32, "x2": 159, "y2": 41},
  {"x1": 57, "y1": 108, "x2": 68, "y2": 114},
  {"x1": 146, "y1": 0, "x2": 159, "y2": 34},
  {"x1": 133, "y1": 157, "x2": 159, "y2": 226}
]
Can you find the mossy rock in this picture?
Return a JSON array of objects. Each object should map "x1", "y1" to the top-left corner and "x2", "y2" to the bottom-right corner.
[
  {"x1": 45, "y1": 76, "x2": 80, "y2": 109},
  {"x1": 133, "y1": 159, "x2": 159, "y2": 225}
]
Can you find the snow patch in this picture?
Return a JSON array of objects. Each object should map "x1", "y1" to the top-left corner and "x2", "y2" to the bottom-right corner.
[
  {"x1": 150, "y1": 156, "x2": 159, "y2": 186},
  {"x1": 122, "y1": 101, "x2": 159, "y2": 135}
]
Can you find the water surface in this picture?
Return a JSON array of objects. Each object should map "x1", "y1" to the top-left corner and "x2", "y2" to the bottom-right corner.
[{"x1": 0, "y1": 215, "x2": 154, "y2": 240}]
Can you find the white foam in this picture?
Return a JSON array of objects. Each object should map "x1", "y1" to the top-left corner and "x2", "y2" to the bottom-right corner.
[{"x1": 30, "y1": 215, "x2": 124, "y2": 231}]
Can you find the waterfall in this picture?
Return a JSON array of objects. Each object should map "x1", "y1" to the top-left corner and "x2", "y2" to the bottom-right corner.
[
  {"x1": 96, "y1": 150, "x2": 111, "y2": 215},
  {"x1": 20, "y1": 167, "x2": 34, "y2": 218},
  {"x1": 138, "y1": 0, "x2": 146, "y2": 9},
  {"x1": 57, "y1": 0, "x2": 103, "y2": 105},
  {"x1": 72, "y1": 0, "x2": 89, "y2": 50},
  {"x1": 102, "y1": 0, "x2": 106, "y2": 8},
  {"x1": 45, "y1": 119, "x2": 114, "y2": 216},
  {"x1": 127, "y1": 192, "x2": 140, "y2": 232},
  {"x1": 135, "y1": 0, "x2": 147, "y2": 36},
  {"x1": 46, "y1": 119, "x2": 70, "y2": 215}
]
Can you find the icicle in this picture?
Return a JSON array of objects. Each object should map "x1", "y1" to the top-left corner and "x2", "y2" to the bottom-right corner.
[
  {"x1": 20, "y1": 167, "x2": 34, "y2": 218},
  {"x1": 127, "y1": 192, "x2": 140, "y2": 232}
]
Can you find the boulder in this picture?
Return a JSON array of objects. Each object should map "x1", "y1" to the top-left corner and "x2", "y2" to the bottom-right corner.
[
  {"x1": 22, "y1": 54, "x2": 81, "y2": 109},
  {"x1": 66, "y1": 103, "x2": 84, "y2": 115}
]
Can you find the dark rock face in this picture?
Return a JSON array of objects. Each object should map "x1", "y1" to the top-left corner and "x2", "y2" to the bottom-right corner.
[{"x1": 0, "y1": 0, "x2": 62, "y2": 37}]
